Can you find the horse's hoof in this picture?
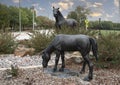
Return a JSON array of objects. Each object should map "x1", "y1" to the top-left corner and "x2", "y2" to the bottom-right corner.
[
  {"x1": 79, "y1": 71, "x2": 85, "y2": 74},
  {"x1": 53, "y1": 68, "x2": 57, "y2": 72},
  {"x1": 83, "y1": 76, "x2": 92, "y2": 81},
  {"x1": 59, "y1": 68, "x2": 64, "y2": 72}
]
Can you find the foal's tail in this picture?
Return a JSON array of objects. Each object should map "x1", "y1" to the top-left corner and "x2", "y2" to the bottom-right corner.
[{"x1": 89, "y1": 37, "x2": 98, "y2": 61}]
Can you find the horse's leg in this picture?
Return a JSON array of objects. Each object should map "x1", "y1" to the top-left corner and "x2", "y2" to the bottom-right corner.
[
  {"x1": 53, "y1": 51, "x2": 60, "y2": 72},
  {"x1": 83, "y1": 54, "x2": 93, "y2": 81},
  {"x1": 80, "y1": 60, "x2": 86, "y2": 74},
  {"x1": 55, "y1": 23, "x2": 59, "y2": 29},
  {"x1": 58, "y1": 25, "x2": 61, "y2": 29},
  {"x1": 59, "y1": 51, "x2": 65, "y2": 72}
]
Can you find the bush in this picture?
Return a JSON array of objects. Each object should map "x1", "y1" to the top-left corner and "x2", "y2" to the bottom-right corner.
[
  {"x1": 29, "y1": 28, "x2": 98, "y2": 53},
  {"x1": 5, "y1": 65, "x2": 19, "y2": 77},
  {"x1": 97, "y1": 33, "x2": 120, "y2": 68},
  {"x1": 54, "y1": 27, "x2": 98, "y2": 37},
  {"x1": 0, "y1": 32, "x2": 16, "y2": 54},
  {"x1": 29, "y1": 31, "x2": 55, "y2": 52},
  {"x1": 89, "y1": 21, "x2": 114, "y2": 30}
]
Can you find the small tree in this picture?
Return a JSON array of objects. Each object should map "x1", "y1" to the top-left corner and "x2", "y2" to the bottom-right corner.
[
  {"x1": 0, "y1": 32, "x2": 16, "y2": 54},
  {"x1": 67, "y1": 6, "x2": 90, "y2": 27},
  {"x1": 36, "y1": 16, "x2": 54, "y2": 28},
  {"x1": 0, "y1": 3, "x2": 9, "y2": 32}
]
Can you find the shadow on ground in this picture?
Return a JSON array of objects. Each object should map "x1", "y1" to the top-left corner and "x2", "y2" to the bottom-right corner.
[{"x1": 43, "y1": 67, "x2": 84, "y2": 79}]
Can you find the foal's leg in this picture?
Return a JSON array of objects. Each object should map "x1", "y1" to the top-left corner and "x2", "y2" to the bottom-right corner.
[
  {"x1": 53, "y1": 51, "x2": 60, "y2": 72},
  {"x1": 59, "y1": 51, "x2": 65, "y2": 72},
  {"x1": 80, "y1": 60, "x2": 86, "y2": 74},
  {"x1": 83, "y1": 54, "x2": 93, "y2": 81}
]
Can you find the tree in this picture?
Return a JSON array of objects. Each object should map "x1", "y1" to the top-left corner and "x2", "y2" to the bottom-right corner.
[
  {"x1": 67, "y1": 6, "x2": 90, "y2": 27},
  {"x1": 89, "y1": 21, "x2": 114, "y2": 30},
  {"x1": 25, "y1": 8, "x2": 33, "y2": 26},
  {"x1": 9, "y1": 6, "x2": 19, "y2": 30},
  {"x1": 21, "y1": 8, "x2": 29, "y2": 28},
  {"x1": 67, "y1": 11, "x2": 77, "y2": 20},
  {"x1": 0, "y1": 3, "x2": 9, "y2": 32},
  {"x1": 36, "y1": 16, "x2": 54, "y2": 28},
  {"x1": 8, "y1": 6, "x2": 33, "y2": 31}
]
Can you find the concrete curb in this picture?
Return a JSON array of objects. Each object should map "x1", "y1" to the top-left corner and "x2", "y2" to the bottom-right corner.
[{"x1": 0, "y1": 64, "x2": 55, "y2": 71}]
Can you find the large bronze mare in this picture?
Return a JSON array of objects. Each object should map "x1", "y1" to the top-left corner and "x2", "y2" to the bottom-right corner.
[{"x1": 42, "y1": 34, "x2": 98, "y2": 81}]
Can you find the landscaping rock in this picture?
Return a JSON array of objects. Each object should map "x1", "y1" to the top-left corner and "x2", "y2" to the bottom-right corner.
[
  {"x1": 69, "y1": 51, "x2": 83, "y2": 64},
  {"x1": 14, "y1": 44, "x2": 35, "y2": 57}
]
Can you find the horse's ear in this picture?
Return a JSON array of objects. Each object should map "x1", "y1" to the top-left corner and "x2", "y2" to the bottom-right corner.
[{"x1": 53, "y1": 6, "x2": 55, "y2": 9}]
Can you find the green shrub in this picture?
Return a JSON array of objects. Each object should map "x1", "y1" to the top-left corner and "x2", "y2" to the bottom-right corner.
[
  {"x1": 17, "y1": 40, "x2": 31, "y2": 48},
  {"x1": 29, "y1": 28, "x2": 98, "y2": 53},
  {"x1": 0, "y1": 32, "x2": 16, "y2": 54},
  {"x1": 97, "y1": 33, "x2": 120, "y2": 68},
  {"x1": 5, "y1": 65, "x2": 19, "y2": 78},
  {"x1": 29, "y1": 31, "x2": 55, "y2": 52},
  {"x1": 54, "y1": 27, "x2": 98, "y2": 37}
]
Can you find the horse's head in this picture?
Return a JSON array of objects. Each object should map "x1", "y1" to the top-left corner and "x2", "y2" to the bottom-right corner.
[
  {"x1": 53, "y1": 6, "x2": 60, "y2": 18},
  {"x1": 42, "y1": 51, "x2": 50, "y2": 68}
]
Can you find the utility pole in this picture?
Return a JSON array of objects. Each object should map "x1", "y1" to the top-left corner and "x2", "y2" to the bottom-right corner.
[
  {"x1": 119, "y1": 0, "x2": 120, "y2": 15},
  {"x1": 19, "y1": 0, "x2": 21, "y2": 32},
  {"x1": 31, "y1": 6, "x2": 35, "y2": 30},
  {"x1": 119, "y1": 0, "x2": 120, "y2": 22},
  {"x1": 99, "y1": 18, "x2": 101, "y2": 35}
]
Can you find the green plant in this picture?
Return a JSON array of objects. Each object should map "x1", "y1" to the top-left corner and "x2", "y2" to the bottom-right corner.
[
  {"x1": 17, "y1": 39, "x2": 31, "y2": 48},
  {"x1": 54, "y1": 27, "x2": 98, "y2": 37},
  {"x1": 97, "y1": 33, "x2": 120, "y2": 68},
  {"x1": 6, "y1": 65, "x2": 19, "y2": 77},
  {"x1": 0, "y1": 32, "x2": 16, "y2": 54},
  {"x1": 29, "y1": 28, "x2": 98, "y2": 53},
  {"x1": 29, "y1": 31, "x2": 55, "y2": 52}
]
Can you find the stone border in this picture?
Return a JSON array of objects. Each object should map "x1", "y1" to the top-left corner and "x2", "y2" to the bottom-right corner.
[{"x1": 0, "y1": 64, "x2": 54, "y2": 71}]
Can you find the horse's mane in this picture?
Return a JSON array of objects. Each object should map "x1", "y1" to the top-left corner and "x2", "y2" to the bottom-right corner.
[
  {"x1": 57, "y1": 10, "x2": 64, "y2": 19},
  {"x1": 54, "y1": 10, "x2": 65, "y2": 23}
]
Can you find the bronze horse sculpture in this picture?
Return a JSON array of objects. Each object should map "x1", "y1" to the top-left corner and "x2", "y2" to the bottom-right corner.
[
  {"x1": 53, "y1": 7, "x2": 78, "y2": 29},
  {"x1": 42, "y1": 34, "x2": 98, "y2": 81}
]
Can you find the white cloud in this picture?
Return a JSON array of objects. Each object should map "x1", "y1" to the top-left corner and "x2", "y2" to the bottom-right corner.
[
  {"x1": 12, "y1": 0, "x2": 19, "y2": 3},
  {"x1": 52, "y1": 1, "x2": 74, "y2": 11},
  {"x1": 79, "y1": 0, "x2": 86, "y2": 1},
  {"x1": 59, "y1": 1, "x2": 73, "y2": 10},
  {"x1": 89, "y1": 12, "x2": 102, "y2": 17},
  {"x1": 106, "y1": 14, "x2": 113, "y2": 18},
  {"x1": 32, "y1": 3, "x2": 45, "y2": 16},
  {"x1": 32, "y1": 3, "x2": 39, "y2": 7},
  {"x1": 39, "y1": 7, "x2": 45, "y2": 11},
  {"x1": 93, "y1": 2, "x2": 103, "y2": 8},
  {"x1": 114, "y1": 0, "x2": 119, "y2": 7}
]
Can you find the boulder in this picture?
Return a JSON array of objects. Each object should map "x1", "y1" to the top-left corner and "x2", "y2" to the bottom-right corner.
[
  {"x1": 14, "y1": 44, "x2": 35, "y2": 57},
  {"x1": 73, "y1": 57, "x2": 83, "y2": 64},
  {"x1": 66, "y1": 51, "x2": 83, "y2": 64},
  {"x1": 71, "y1": 51, "x2": 82, "y2": 58}
]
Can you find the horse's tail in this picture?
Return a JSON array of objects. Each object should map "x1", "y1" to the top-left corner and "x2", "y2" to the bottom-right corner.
[{"x1": 89, "y1": 37, "x2": 98, "y2": 61}]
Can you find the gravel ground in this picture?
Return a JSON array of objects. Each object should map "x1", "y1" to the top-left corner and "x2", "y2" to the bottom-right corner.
[
  {"x1": 0, "y1": 54, "x2": 40, "y2": 68},
  {"x1": 0, "y1": 54, "x2": 120, "y2": 85},
  {"x1": 0, "y1": 54, "x2": 59, "y2": 69}
]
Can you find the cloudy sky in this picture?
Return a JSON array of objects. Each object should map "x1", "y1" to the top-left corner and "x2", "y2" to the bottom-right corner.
[{"x1": 0, "y1": 0, "x2": 120, "y2": 22}]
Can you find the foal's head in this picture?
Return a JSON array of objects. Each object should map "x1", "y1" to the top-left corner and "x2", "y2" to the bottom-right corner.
[{"x1": 42, "y1": 51, "x2": 50, "y2": 68}]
